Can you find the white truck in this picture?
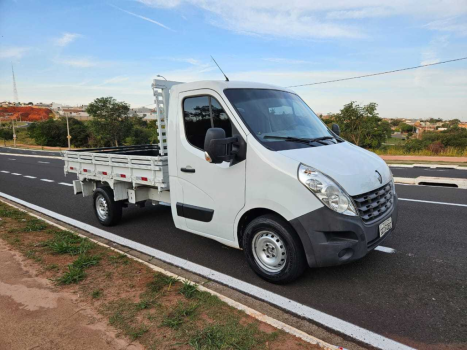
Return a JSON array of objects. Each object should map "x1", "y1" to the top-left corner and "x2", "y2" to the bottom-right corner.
[{"x1": 64, "y1": 79, "x2": 398, "y2": 283}]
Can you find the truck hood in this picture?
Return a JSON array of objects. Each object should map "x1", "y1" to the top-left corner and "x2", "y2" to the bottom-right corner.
[{"x1": 279, "y1": 142, "x2": 391, "y2": 196}]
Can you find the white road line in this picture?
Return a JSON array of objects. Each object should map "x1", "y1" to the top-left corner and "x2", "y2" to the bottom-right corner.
[
  {"x1": 24, "y1": 175, "x2": 37, "y2": 179},
  {"x1": 58, "y1": 182, "x2": 73, "y2": 187},
  {"x1": 0, "y1": 171, "x2": 10, "y2": 173},
  {"x1": 40, "y1": 179, "x2": 54, "y2": 182},
  {"x1": 38, "y1": 161, "x2": 50, "y2": 164},
  {"x1": 0, "y1": 192, "x2": 414, "y2": 350},
  {"x1": 11, "y1": 173, "x2": 21, "y2": 176},
  {"x1": 8, "y1": 158, "x2": 16, "y2": 161},
  {"x1": 0, "y1": 152, "x2": 60, "y2": 159},
  {"x1": 399, "y1": 198, "x2": 467, "y2": 208},
  {"x1": 374, "y1": 246, "x2": 396, "y2": 254}
]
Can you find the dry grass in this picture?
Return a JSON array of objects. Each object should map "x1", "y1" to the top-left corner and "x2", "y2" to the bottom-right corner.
[
  {"x1": 374, "y1": 146, "x2": 467, "y2": 157},
  {"x1": 0, "y1": 201, "x2": 320, "y2": 350}
]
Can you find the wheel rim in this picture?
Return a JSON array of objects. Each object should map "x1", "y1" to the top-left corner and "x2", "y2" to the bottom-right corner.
[
  {"x1": 252, "y1": 230, "x2": 287, "y2": 273},
  {"x1": 95, "y1": 194, "x2": 109, "y2": 221}
]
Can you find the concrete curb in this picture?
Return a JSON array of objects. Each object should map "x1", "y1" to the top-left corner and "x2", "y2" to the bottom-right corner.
[
  {"x1": 2, "y1": 146, "x2": 64, "y2": 153},
  {"x1": 394, "y1": 176, "x2": 467, "y2": 189},
  {"x1": 0, "y1": 196, "x2": 340, "y2": 350},
  {"x1": 390, "y1": 163, "x2": 467, "y2": 170},
  {"x1": 0, "y1": 192, "x2": 415, "y2": 350},
  {"x1": 0, "y1": 152, "x2": 61, "y2": 159}
]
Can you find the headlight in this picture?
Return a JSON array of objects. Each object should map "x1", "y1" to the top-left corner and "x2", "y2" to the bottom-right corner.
[{"x1": 298, "y1": 164, "x2": 358, "y2": 216}]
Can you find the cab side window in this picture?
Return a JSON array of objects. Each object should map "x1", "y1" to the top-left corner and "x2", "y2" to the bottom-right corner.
[{"x1": 183, "y1": 96, "x2": 232, "y2": 150}]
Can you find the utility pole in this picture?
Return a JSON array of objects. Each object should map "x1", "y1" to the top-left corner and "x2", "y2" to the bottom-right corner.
[
  {"x1": 12, "y1": 119, "x2": 17, "y2": 147},
  {"x1": 65, "y1": 112, "x2": 71, "y2": 149}
]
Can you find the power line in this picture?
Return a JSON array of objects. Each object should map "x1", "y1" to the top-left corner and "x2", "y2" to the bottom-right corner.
[{"x1": 287, "y1": 57, "x2": 467, "y2": 88}]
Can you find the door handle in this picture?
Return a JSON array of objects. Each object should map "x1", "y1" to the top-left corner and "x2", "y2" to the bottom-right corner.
[{"x1": 181, "y1": 167, "x2": 195, "y2": 173}]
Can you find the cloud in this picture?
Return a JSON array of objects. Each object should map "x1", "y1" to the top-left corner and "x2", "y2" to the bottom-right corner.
[
  {"x1": 54, "y1": 57, "x2": 98, "y2": 68},
  {"x1": 54, "y1": 33, "x2": 82, "y2": 47},
  {"x1": 0, "y1": 47, "x2": 30, "y2": 59},
  {"x1": 326, "y1": 7, "x2": 392, "y2": 20},
  {"x1": 137, "y1": 0, "x2": 467, "y2": 39},
  {"x1": 109, "y1": 4, "x2": 174, "y2": 31},
  {"x1": 103, "y1": 76, "x2": 129, "y2": 84},
  {"x1": 424, "y1": 18, "x2": 467, "y2": 37},
  {"x1": 263, "y1": 58, "x2": 315, "y2": 65},
  {"x1": 136, "y1": 0, "x2": 181, "y2": 8}
]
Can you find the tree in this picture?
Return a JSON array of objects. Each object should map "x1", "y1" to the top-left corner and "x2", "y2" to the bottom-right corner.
[
  {"x1": 390, "y1": 119, "x2": 402, "y2": 127},
  {"x1": 448, "y1": 119, "x2": 461, "y2": 128},
  {"x1": 333, "y1": 102, "x2": 391, "y2": 149},
  {"x1": 86, "y1": 97, "x2": 132, "y2": 147},
  {"x1": 124, "y1": 116, "x2": 152, "y2": 145},
  {"x1": 27, "y1": 118, "x2": 89, "y2": 147},
  {"x1": 399, "y1": 123, "x2": 414, "y2": 133},
  {"x1": 0, "y1": 127, "x2": 13, "y2": 145}
]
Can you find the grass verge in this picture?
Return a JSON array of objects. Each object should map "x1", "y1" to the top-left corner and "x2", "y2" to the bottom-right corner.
[{"x1": 0, "y1": 201, "x2": 320, "y2": 349}]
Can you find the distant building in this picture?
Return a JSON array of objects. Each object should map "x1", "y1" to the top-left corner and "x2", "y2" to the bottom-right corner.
[
  {"x1": 129, "y1": 107, "x2": 158, "y2": 120},
  {"x1": 35, "y1": 102, "x2": 52, "y2": 108}
]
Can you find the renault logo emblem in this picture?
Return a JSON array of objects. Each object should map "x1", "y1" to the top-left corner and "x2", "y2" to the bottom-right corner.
[{"x1": 375, "y1": 170, "x2": 383, "y2": 184}]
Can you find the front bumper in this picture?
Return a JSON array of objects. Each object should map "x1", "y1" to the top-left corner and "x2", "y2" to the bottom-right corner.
[{"x1": 289, "y1": 193, "x2": 399, "y2": 268}]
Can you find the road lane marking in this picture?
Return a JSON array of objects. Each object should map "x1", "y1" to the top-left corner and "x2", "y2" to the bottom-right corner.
[
  {"x1": 0, "y1": 171, "x2": 9, "y2": 173},
  {"x1": 0, "y1": 192, "x2": 414, "y2": 350},
  {"x1": 40, "y1": 179, "x2": 54, "y2": 182},
  {"x1": 11, "y1": 173, "x2": 21, "y2": 176},
  {"x1": 399, "y1": 198, "x2": 467, "y2": 208},
  {"x1": 38, "y1": 161, "x2": 50, "y2": 164},
  {"x1": 8, "y1": 158, "x2": 16, "y2": 161},
  {"x1": 375, "y1": 246, "x2": 396, "y2": 253},
  {"x1": 58, "y1": 182, "x2": 73, "y2": 187},
  {"x1": 24, "y1": 176, "x2": 37, "y2": 179},
  {"x1": 0, "y1": 152, "x2": 60, "y2": 159}
]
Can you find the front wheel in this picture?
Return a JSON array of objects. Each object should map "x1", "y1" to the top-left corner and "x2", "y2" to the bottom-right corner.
[
  {"x1": 93, "y1": 187, "x2": 123, "y2": 226},
  {"x1": 242, "y1": 214, "x2": 307, "y2": 284}
]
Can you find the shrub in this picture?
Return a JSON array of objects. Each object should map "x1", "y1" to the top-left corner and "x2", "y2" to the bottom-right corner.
[{"x1": 428, "y1": 141, "x2": 445, "y2": 155}]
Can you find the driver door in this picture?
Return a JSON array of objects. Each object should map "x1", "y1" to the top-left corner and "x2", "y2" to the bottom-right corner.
[{"x1": 176, "y1": 90, "x2": 246, "y2": 242}]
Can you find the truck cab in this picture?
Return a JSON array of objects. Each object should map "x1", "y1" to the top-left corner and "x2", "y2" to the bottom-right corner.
[
  {"x1": 64, "y1": 79, "x2": 398, "y2": 284},
  {"x1": 166, "y1": 80, "x2": 398, "y2": 283}
]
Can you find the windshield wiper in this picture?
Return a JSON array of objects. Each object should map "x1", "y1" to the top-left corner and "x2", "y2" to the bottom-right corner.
[{"x1": 263, "y1": 135, "x2": 335, "y2": 144}]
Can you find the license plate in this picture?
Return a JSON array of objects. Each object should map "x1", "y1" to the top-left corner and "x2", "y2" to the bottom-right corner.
[{"x1": 379, "y1": 217, "x2": 392, "y2": 237}]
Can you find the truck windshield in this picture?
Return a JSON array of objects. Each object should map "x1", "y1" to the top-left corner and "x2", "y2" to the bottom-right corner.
[{"x1": 224, "y1": 89, "x2": 335, "y2": 151}]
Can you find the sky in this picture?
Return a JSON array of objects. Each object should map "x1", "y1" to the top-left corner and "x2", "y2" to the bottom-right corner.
[{"x1": 1, "y1": 0, "x2": 467, "y2": 120}]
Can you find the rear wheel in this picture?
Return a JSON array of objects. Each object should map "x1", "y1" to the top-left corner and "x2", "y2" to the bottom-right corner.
[
  {"x1": 243, "y1": 214, "x2": 307, "y2": 284},
  {"x1": 93, "y1": 187, "x2": 123, "y2": 226}
]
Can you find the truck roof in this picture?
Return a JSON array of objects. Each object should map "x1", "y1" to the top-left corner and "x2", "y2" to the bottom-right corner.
[{"x1": 172, "y1": 80, "x2": 294, "y2": 94}]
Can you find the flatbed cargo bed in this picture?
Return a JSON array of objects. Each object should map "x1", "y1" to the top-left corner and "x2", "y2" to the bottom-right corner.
[{"x1": 63, "y1": 144, "x2": 169, "y2": 190}]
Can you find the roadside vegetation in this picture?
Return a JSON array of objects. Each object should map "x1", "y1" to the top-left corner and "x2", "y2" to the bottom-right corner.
[
  {"x1": 322, "y1": 102, "x2": 467, "y2": 157},
  {"x1": 2, "y1": 96, "x2": 465, "y2": 157},
  {"x1": 0, "y1": 201, "x2": 320, "y2": 350}
]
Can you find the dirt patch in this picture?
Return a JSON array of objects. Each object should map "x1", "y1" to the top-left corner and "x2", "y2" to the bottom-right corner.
[
  {"x1": 0, "y1": 202, "x2": 322, "y2": 350},
  {"x1": 0, "y1": 239, "x2": 143, "y2": 350},
  {"x1": 0, "y1": 106, "x2": 53, "y2": 122}
]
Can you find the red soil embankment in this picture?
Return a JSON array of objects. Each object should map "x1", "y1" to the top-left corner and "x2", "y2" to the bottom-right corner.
[{"x1": 0, "y1": 107, "x2": 54, "y2": 122}]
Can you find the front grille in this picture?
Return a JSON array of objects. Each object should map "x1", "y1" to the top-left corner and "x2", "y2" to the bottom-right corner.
[{"x1": 352, "y1": 182, "x2": 393, "y2": 224}]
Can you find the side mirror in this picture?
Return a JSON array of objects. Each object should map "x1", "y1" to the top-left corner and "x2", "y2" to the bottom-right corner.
[
  {"x1": 204, "y1": 128, "x2": 238, "y2": 164},
  {"x1": 331, "y1": 123, "x2": 340, "y2": 136}
]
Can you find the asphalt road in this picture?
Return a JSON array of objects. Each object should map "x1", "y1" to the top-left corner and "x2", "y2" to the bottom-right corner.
[
  {"x1": 390, "y1": 166, "x2": 467, "y2": 179},
  {"x1": 0, "y1": 146, "x2": 62, "y2": 157},
  {"x1": 0, "y1": 153, "x2": 466, "y2": 349}
]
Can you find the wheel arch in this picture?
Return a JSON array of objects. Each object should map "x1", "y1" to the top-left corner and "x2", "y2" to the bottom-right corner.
[{"x1": 236, "y1": 207, "x2": 317, "y2": 268}]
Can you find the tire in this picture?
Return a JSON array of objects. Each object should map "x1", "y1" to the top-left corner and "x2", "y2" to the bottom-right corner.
[
  {"x1": 92, "y1": 187, "x2": 123, "y2": 226},
  {"x1": 243, "y1": 214, "x2": 307, "y2": 284}
]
